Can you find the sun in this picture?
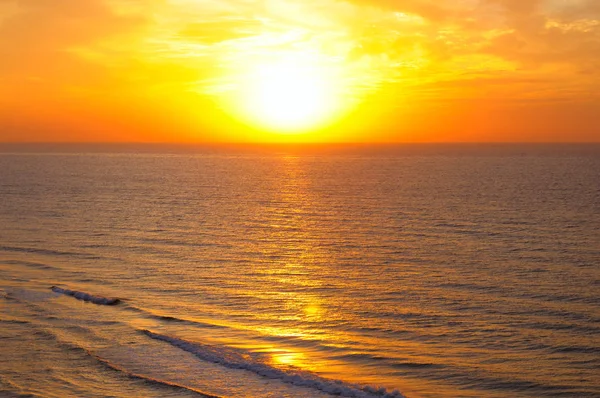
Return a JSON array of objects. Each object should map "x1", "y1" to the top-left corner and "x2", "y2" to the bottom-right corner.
[{"x1": 237, "y1": 56, "x2": 342, "y2": 134}]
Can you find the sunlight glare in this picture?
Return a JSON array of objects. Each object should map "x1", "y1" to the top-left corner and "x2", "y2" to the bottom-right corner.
[
  {"x1": 240, "y1": 56, "x2": 340, "y2": 133},
  {"x1": 271, "y1": 350, "x2": 306, "y2": 367}
]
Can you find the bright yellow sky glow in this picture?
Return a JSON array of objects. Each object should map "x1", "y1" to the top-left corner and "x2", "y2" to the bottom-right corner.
[
  {"x1": 0, "y1": 0, "x2": 599, "y2": 143},
  {"x1": 239, "y1": 57, "x2": 340, "y2": 133}
]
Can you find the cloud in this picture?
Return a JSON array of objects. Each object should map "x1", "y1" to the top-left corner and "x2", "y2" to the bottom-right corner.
[
  {"x1": 0, "y1": 0, "x2": 146, "y2": 51},
  {"x1": 178, "y1": 19, "x2": 263, "y2": 45},
  {"x1": 0, "y1": 0, "x2": 150, "y2": 88},
  {"x1": 343, "y1": 0, "x2": 600, "y2": 62},
  {"x1": 1, "y1": 0, "x2": 599, "y2": 141}
]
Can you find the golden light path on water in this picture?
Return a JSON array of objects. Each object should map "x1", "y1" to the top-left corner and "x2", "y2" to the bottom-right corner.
[
  {"x1": 2, "y1": 147, "x2": 599, "y2": 398},
  {"x1": 195, "y1": 155, "x2": 436, "y2": 396}
]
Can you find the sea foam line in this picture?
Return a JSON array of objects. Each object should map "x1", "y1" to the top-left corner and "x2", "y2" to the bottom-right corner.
[
  {"x1": 51, "y1": 286, "x2": 120, "y2": 306},
  {"x1": 142, "y1": 330, "x2": 405, "y2": 398}
]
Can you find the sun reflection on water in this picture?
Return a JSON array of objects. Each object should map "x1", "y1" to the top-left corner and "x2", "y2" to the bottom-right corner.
[
  {"x1": 244, "y1": 155, "x2": 335, "y2": 370},
  {"x1": 270, "y1": 350, "x2": 307, "y2": 368},
  {"x1": 221, "y1": 154, "x2": 416, "y2": 391}
]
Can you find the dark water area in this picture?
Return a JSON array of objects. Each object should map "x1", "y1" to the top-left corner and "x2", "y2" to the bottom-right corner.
[{"x1": 1, "y1": 144, "x2": 599, "y2": 397}]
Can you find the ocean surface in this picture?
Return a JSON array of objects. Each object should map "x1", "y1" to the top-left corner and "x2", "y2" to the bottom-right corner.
[{"x1": 0, "y1": 144, "x2": 598, "y2": 398}]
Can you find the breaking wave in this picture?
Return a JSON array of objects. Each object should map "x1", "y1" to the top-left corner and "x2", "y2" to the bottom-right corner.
[
  {"x1": 51, "y1": 286, "x2": 120, "y2": 306},
  {"x1": 142, "y1": 330, "x2": 405, "y2": 398}
]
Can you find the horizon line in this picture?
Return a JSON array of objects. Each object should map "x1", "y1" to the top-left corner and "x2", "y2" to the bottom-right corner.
[{"x1": 2, "y1": 141, "x2": 600, "y2": 146}]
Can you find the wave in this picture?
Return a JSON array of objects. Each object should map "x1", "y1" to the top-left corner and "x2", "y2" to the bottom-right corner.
[
  {"x1": 51, "y1": 286, "x2": 120, "y2": 306},
  {"x1": 2, "y1": 259, "x2": 57, "y2": 270},
  {"x1": 123, "y1": 305, "x2": 228, "y2": 330},
  {"x1": 2, "y1": 316, "x2": 217, "y2": 398},
  {"x1": 0, "y1": 318, "x2": 30, "y2": 325},
  {"x1": 89, "y1": 352, "x2": 220, "y2": 397},
  {"x1": 333, "y1": 353, "x2": 442, "y2": 370},
  {"x1": 142, "y1": 330, "x2": 405, "y2": 398},
  {"x1": 551, "y1": 345, "x2": 600, "y2": 354},
  {"x1": 0, "y1": 377, "x2": 41, "y2": 398},
  {"x1": 0, "y1": 245, "x2": 101, "y2": 259},
  {"x1": 0, "y1": 390, "x2": 40, "y2": 398}
]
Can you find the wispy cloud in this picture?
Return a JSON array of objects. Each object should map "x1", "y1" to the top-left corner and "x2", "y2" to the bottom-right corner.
[{"x1": 0, "y1": 0, "x2": 598, "y2": 141}]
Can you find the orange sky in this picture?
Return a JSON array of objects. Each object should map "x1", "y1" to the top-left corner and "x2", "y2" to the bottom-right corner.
[{"x1": 0, "y1": 0, "x2": 599, "y2": 143}]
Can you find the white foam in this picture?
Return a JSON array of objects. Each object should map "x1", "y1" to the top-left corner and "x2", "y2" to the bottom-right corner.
[
  {"x1": 142, "y1": 330, "x2": 405, "y2": 398},
  {"x1": 51, "y1": 286, "x2": 120, "y2": 305}
]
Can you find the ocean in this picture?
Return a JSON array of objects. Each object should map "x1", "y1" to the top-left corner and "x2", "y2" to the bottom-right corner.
[{"x1": 0, "y1": 144, "x2": 598, "y2": 398}]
